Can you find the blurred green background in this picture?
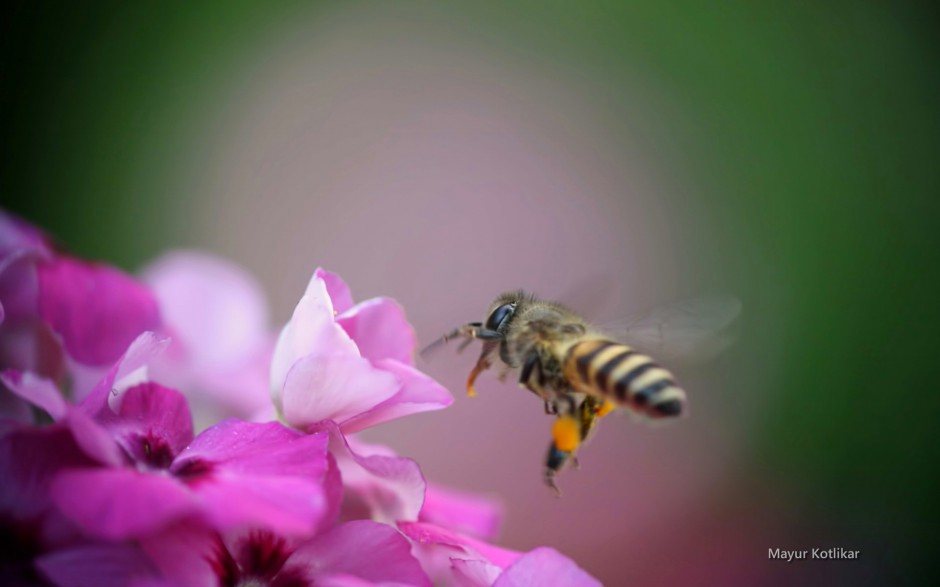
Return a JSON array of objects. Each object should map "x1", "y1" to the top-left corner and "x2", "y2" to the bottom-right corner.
[{"x1": 3, "y1": 2, "x2": 938, "y2": 585}]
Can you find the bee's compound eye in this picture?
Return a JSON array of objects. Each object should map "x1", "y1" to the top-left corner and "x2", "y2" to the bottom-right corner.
[{"x1": 485, "y1": 303, "x2": 515, "y2": 332}]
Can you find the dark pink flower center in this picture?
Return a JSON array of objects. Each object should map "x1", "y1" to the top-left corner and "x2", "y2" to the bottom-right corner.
[
  {"x1": 209, "y1": 531, "x2": 309, "y2": 587},
  {"x1": 128, "y1": 433, "x2": 176, "y2": 471},
  {"x1": 172, "y1": 457, "x2": 214, "y2": 483}
]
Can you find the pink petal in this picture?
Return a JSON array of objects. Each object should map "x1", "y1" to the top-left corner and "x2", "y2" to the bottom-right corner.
[
  {"x1": 192, "y1": 474, "x2": 327, "y2": 537},
  {"x1": 0, "y1": 370, "x2": 68, "y2": 420},
  {"x1": 51, "y1": 468, "x2": 197, "y2": 540},
  {"x1": 0, "y1": 210, "x2": 52, "y2": 256},
  {"x1": 280, "y1": 354, "x2": 400, "y2": 429},
  {"x1": 270, "y1": 273, "x2": 360, "y2": 403},
  {"x1": 316, "y1": 421, "x2": 426, "y2": 523},
  {"x1": 341, "y1": 359, "x2": 452, "y2": 433},
  {"x1": 78, "y1": 331, "x2": 170, "y2": 420},
  {"x1": 337, "y1": 297, "x2": 416, "y2": 365},
  {"x1": 178, "y1": 419, "x2": 329, "y2": 480},
  {"x1": 492, "y1": 547, "x2": 601, "y2": 587},
  {"x1": 175, "y1": 420, "x2": 331, "y2": 536},
  {"x1": 63, "y1": 407, "x2": 126, "y2": 466},
  {"x1": 139, "y1": 520, "x2": 218, "y2": 587},
  {"x1": 314, "y1": 267, "x2": 354, "y2": 315},
  {"x1": 141, "y1": 250, "x2": 269, "y2": 368},
  {"x1": 36, "y1": 256, "x2": 161, "y2": 366},
  {"x1": 0, "y1": 370, "x2": 125, "y2": 465},
  {"x1": 451, "y1": 558, "x2": 503, "y2": 587},
  {"x1": 110, "y1": 383, "x2": 194, "y2": 458},
  {"x1": 0, "y1": 423, "x2": 94, "y2": 546},
  {"x1": 288, "y1": 520, "x2": 431, "y2": 587},
  {"x1": 398, "y1": 522, "x2": 523, "y2": 570},
  {"x1": 184, "y1": 338, "x2": 275, "y2": 421},
  {"x1": 420, "y1": 484, "x2": 503, "y2": 541},
  {"x1": 36, "y1": 544, "x2": 161, "y2": 587},
  {"x1": 0, "y1": 250, "x2": 41, "y2": 324}
]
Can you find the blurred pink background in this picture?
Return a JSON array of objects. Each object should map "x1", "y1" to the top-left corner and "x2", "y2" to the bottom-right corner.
[{"x1": 163, "y1": 8, "x2": 765, "y2": 584}]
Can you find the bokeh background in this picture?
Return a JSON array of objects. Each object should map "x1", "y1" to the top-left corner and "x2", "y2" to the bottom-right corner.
[{"x1": 3, "y1": 2, "x2": 938, "y2": 585}]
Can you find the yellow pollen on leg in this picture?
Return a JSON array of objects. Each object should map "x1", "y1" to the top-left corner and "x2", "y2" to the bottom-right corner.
[
  {"x1": 595, "y1": 400, "x2": 617, "y2": 418},
  {"x1": 552, "y1": 416, "x2": 581, "y2": 452}
]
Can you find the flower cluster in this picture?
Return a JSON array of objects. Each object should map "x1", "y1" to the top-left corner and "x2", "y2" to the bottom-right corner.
[{"x1": 0, "y1": 210, "x2": 600, "y2": 586}]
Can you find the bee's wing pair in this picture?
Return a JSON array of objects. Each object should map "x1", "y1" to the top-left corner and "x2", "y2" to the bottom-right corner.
[{"x1": 599, "y1": 295, "x2": 742, "y2": 365}]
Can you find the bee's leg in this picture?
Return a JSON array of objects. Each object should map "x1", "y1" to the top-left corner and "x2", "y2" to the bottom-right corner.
[
  {"x1": 496, "y1": 364, "x2": 514, "y2": 383},
  {"x1": 545, "y1": 444, "x2": 568, "y2": 497},
  {"x1": 466, "y1": 340, "x2": 499, "y2": 398},
  {"x1": 420, "y1": 322, "x2": 501, "y2": 358},
  {"x1": 544, "y1": 406, "x2": 583, "y2": 495},
  {"x1": 519, "y1": 350, "x2": 554, "y2": 403}
]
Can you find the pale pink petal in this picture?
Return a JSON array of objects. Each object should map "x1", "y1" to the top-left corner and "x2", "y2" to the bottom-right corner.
[
  {"x1": 36, "y1": 544, "x2": 161, "y2": 587},
  {"x1": 451, "y1": 558, "x2": 503, "y2": 587},
  {"x1": 288, "y1": 520, "x2": 431, "y2": 587},
  {"x1": 420, "y1": 484, "x2": 503, "y2": 541},
  {"x1": 78, "y1": 331, "x2": 170, "y2": 419},
  {"x1": 141, "y1": 251, "x2": 268, "y2": 368},
  {"x1": 36, "y1": 256, "x2": 161, "y2": 366},
  {"x1": 316, "y1": 421, "x2": 426, "y2": 523},
  {"x1": 0, "y1": 369, "x2": 125, "y2": 465},
  {"x1": 492, "y1": 547, "x2": 601, "y2": 587},
  {"x1": 191, "y1": 338, "x2": 275, "y2": 420},
  {"x1": 342, "y1": 359, "x2": 452, "y2": 433},
  {"x1": 0, "y1": 370, "x2": 67, "y2": 420},
  {"x1": 280, "y1": 354, "x2": 399, "y2": 429},
  {"x1": 315, "y1": 267, "x2": 354, "y2": 314},
  {"x1": 270, "y1": 274, "x2": 360, "y2": 407},
  {"x1": 51, "y1": 468, "x2": 197, "y2": 540},
  {"x1": 337, "y1": 297, "x2": 416, "y2": 365},
  {"x1": 398, "y1": 522, "x2": 523, "y2": 570}
]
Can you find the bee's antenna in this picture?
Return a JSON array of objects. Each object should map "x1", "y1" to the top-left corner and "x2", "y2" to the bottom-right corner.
[{"x1": 419, "y1": 322, "x2": 501, "y2": 360}]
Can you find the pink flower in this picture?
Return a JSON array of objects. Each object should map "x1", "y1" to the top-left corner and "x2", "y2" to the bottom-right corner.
[
  {"x1": 142, "y1": 520, "x2": 432, "y2": 587},
  {"x1": 269, "y1": 268, "x2": 453, "y2": 525},
  {"x1": 399, "y1": 522, "x2": 602, "y2": 587},
  {"x1": 140, "y1": 250, "x2": 275, "y2": 426},
  {"x1": 4, "y1": 333, "x2": 333, "y2": 541},
  {"x1": 271, "y1": 268, "x2": 452, "y2": 433},
  {"x1": 0, "y1": 421, "x2": 96, "y2": 583},
  {"x1": 420, "y1": 484, "x2": 503, "y2": 541},
  {"x1": 0, "y1": 210, "x2": 161, "y2": 408}
]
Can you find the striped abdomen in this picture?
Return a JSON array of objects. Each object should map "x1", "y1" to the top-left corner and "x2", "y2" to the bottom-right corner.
[{"x1": 562, "y1": 340, "x2": 685, "y2": 418}]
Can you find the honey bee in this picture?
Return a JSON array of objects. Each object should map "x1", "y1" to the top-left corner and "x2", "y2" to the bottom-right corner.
[{"x1": 423, "y1": 291, "x2": 740, "y2": 494}]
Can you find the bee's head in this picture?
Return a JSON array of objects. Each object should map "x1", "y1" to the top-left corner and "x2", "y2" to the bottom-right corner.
[{"x1": 485, "y1": 290, "x2": 535, "y2": 334}]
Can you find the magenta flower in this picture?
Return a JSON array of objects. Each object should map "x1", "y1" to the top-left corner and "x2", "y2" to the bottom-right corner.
[
  {"x1": 141, "y1": 520, "x2": 432, "y2": 587},
  {"x1": 4, "y1": 333, "x2": 333, "y2": 541},
  {"x1": 0, "y1": 210, "x2": 161, "y2": 407},
  {"x1": 0, "y1": 422, "x2": 95, "y2": 583},
  {"x1": 1, "y1": 212, "x2": 601, "y2": 585},
  {"x1": 140, "y1": 250, "x2": 276, "y2": 426}
]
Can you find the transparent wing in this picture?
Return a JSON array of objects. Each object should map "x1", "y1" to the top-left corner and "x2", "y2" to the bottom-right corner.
[{"x1": 599, "y1": 295, "x2": 742, "y2": 364}]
